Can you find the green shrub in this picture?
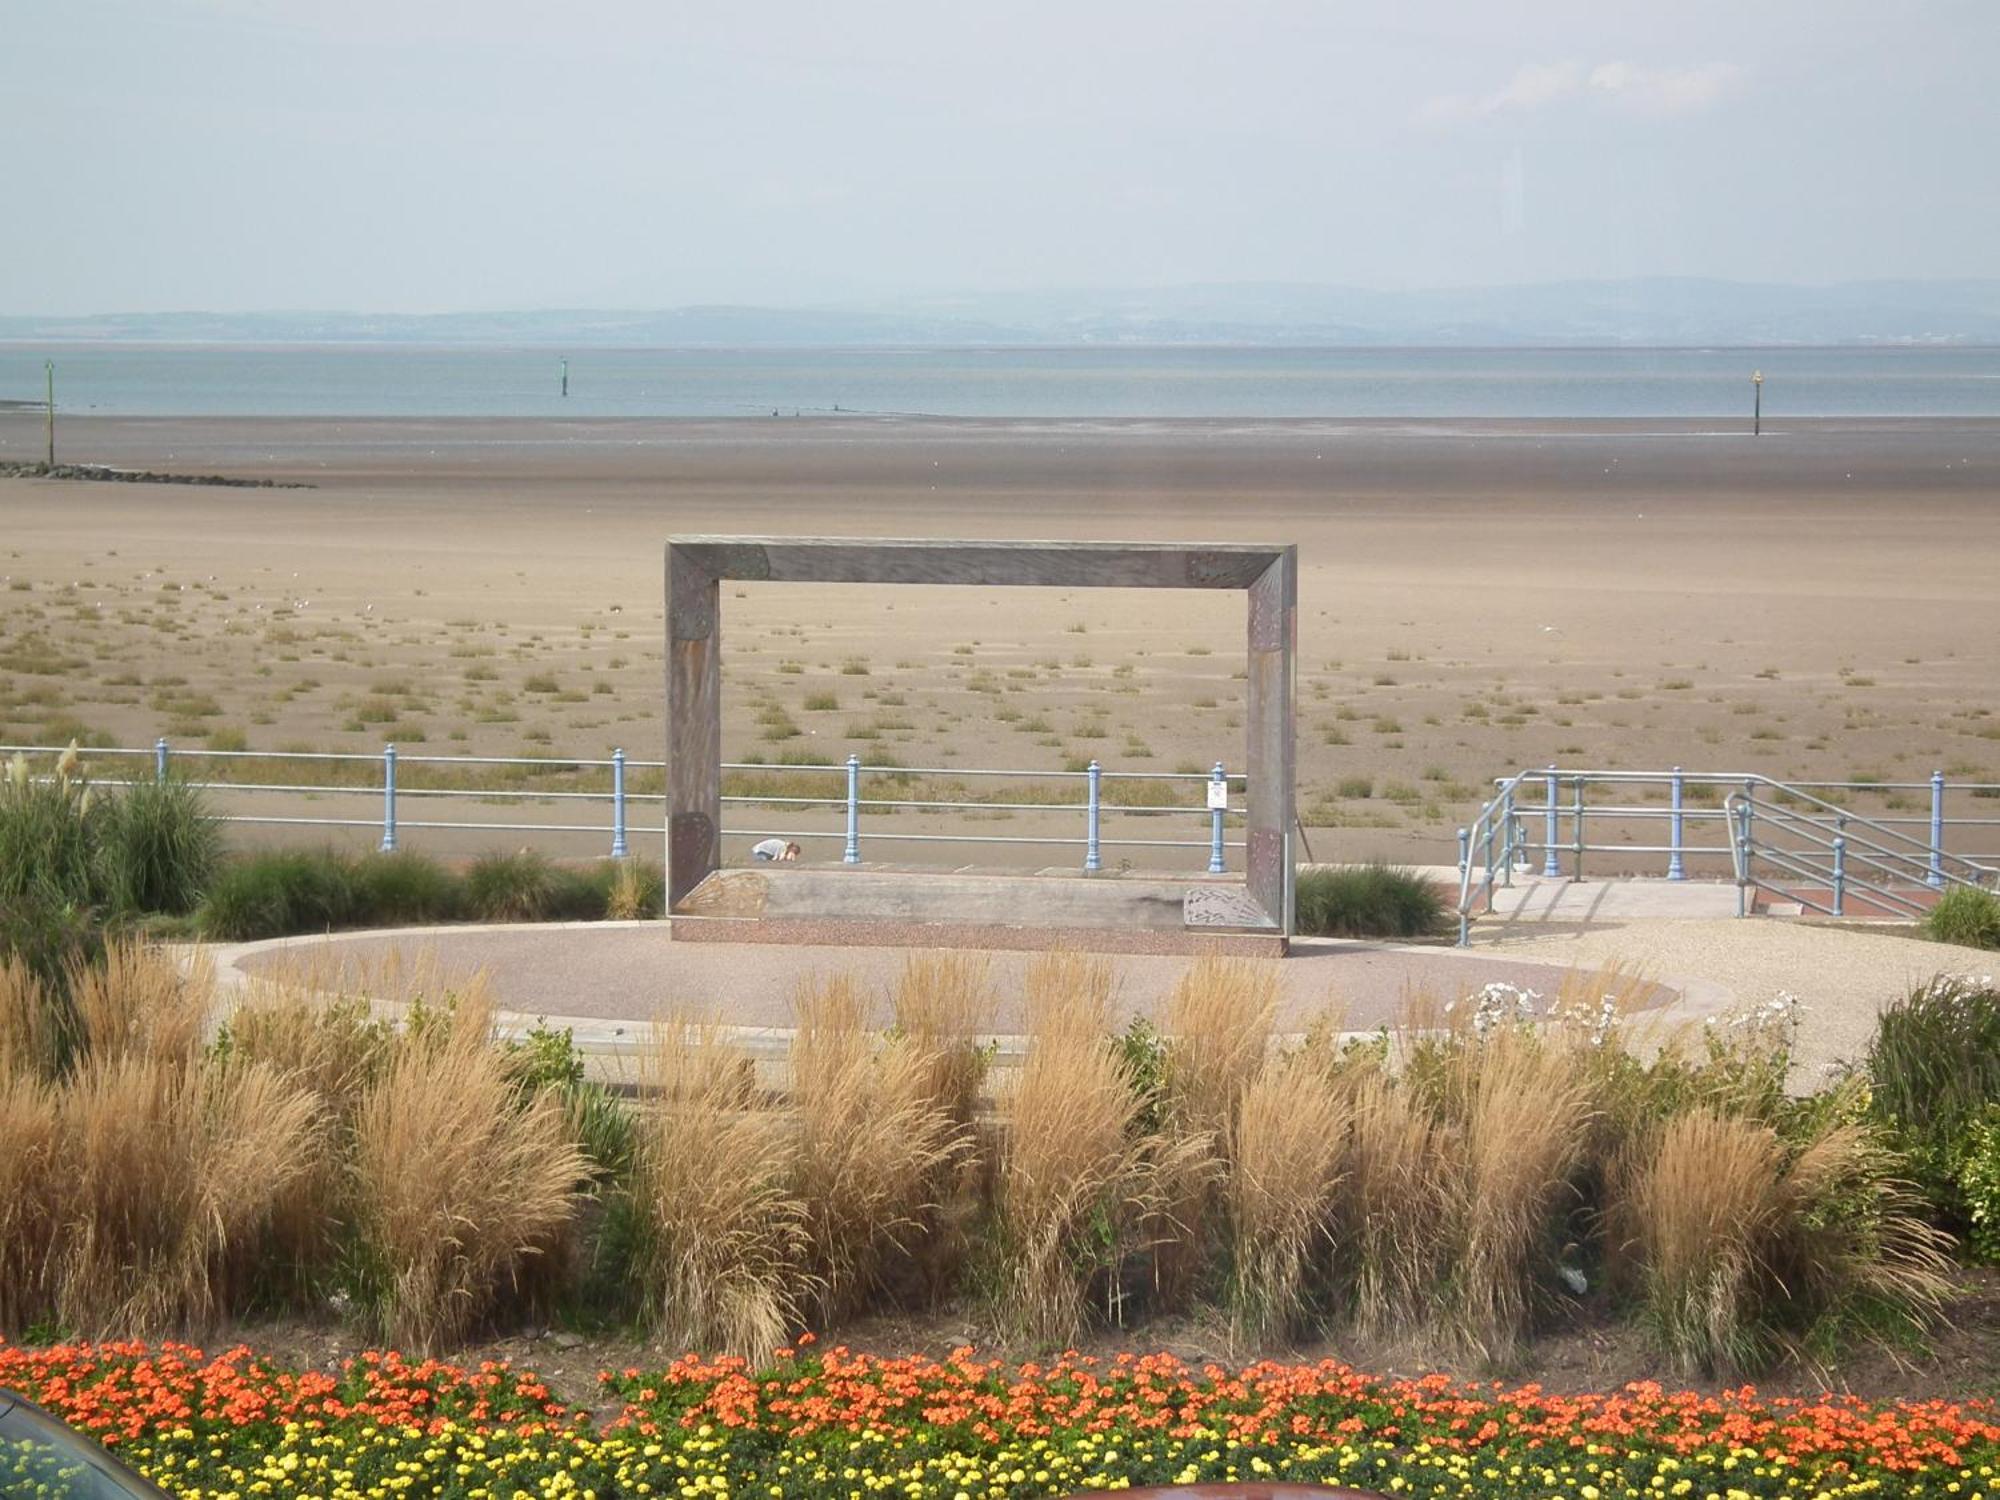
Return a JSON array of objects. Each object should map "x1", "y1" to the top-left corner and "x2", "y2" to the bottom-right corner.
[
  {"x1": 1293, "y1": 863, "x2": 1446, "y2": 939},
  {"x1": 1867, "y1": 976, "x2": 2000, "y2": 1236},
  {"x1": 1963, "y1": 1110, "x2": 2000, "y2": 1264},
  {"x1": 197, "y1": 851, "x2": 358, "y2": 941},
  {"x1": 1926, "y1": 885, "x2": 2000, "y2": 949},
  {"x1": 0, "y1": 749, "x2": 108, "y2": 990},
  {"x1": 99, "y1": 776, "x2": 221, "y2": 917},
  {"x1": 605, "y1": 858, "x2": 665, "y2": 920},
  {"x1": 463, "y1": 852, "x2": 614, "y2": 923},
  {"x1": 349, "y1": 852, "x2": 463, "y2": 926}
]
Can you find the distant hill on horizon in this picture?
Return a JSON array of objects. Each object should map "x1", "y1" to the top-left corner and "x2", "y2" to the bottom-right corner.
[{"x1": 7, "y1": 278, "x2": 2000, "y2": 348}]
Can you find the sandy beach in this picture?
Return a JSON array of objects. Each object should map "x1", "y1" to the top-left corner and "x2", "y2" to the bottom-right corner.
[{"x1": 2, "y1": 413, "x2": 1996, "y2": 868}]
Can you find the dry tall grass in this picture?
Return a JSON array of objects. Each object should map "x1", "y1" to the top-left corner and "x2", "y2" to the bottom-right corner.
[
  {"x1": 350, "y1": 1037, "x2": 584, "y2": 1353},
  {"x1": 790, "y1": 976, "x2": 959, "y2": 1320},
  {"x1": 1335, "y1": 1065, "x2": 1450, "y2": 1336},
  {"x1": 1147, "y1": 956, "x2": 1278, "y2": 1308},
  {"x1": 53, "y1": 1053, "x2": 320, "y2": 1336},
  {"x1": 0, "y1": 1073, "x2": 59, "y2": 1330},
  {"x1": 889, "y1": 952, "x2": 998, "y2": 1304},
  {"x1": 1229, "y1": 1052, "x2": 1349, "y2": 1343},
  {"x1": 1021, "y1": 950, "x2": 1116, "y2": 1044},
  {"x1": 891, "y1": 951, "x2": 996, "y2": 1129},
  {"x1": 995, "y1": 1009, "x2": 1154, "y2": 1345},
  {"x1": 1446, "y1": 1031, "x2": 1596, "y2": 1359},
  {"x1": 69, "y1": 940, "x2": 211, "y2": 1066},
  {"x1": 1621, "y1": 1107, "x2": 1952, "y2": 1374},
  {"x1": 1163, "y1": 956, "x2": 1279, "y2": 1143},
  {"x1": 0, "y1": 953, "x2": 57, "y2": 1079},
  {"x1": 630, "y1": 1014, "x2": 811, "y2": 1361}
]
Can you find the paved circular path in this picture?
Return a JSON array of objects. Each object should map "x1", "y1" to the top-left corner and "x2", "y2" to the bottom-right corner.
[{"x1": 220, "y1": 921, "x2": 1698, "y2": 1043}]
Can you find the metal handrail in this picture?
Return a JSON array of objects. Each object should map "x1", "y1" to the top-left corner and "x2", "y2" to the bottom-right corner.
[
  {"x1": 1455, "y1": 765, "x2": 2000, "y2": 943},
  {"x1": 1, "y1": 739, "x2": 1247, "y2": 874}
]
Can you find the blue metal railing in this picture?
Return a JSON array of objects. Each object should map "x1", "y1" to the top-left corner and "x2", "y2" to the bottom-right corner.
[
  {"x1": 1455, "y1": 765, "x2": 2000, "y2": 943},
  {"x1": 1, "y1": 739, "x2": 1247, "y2": 873}
]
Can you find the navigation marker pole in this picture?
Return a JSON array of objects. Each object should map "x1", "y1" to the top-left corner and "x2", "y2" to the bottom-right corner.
[
  {"x1": 45, "y1": 361, "x2": 55, "y2": 466},
  {"x1": 1752, "y1": 369, "x2": 1762, "y2": 437}
]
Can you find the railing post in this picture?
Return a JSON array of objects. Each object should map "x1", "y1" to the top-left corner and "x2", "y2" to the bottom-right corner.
[
  {"x1": 1832, "y1": 834, "x2": 1847, "y2": 917},
  {"x1": 1571, "y1": 774, "x2": 1585, "y2": 881},
  {"x1": 1085, "y1": 760, "x2": 1103, "y2": 872},
  {"x1": 1734, "y1": 799, "x2": 1752, "y2": 918},
  {"x1": 154, "y1": 736, "x2": 169, "y2": 784},
  {"x1": 1207, "y1": 762, "x2": 1226, "y2": 874},
  {"x1": 1741, "y1": 778, "x2": 1756, "y2": 887},
  {"x1": 1456, "y1": 825, "x2": 1471, "y2": 947},
  {"x1": 843, "y1": 754, "x2": 861, "y2": 865},
  {"x1": 1930, "y1": 769, "x2": 1946, "y2": 888},
  {"x1": 1500, "y1": 785, "x2": 1516, "y2": 886},
  {"x1": 1542, "y1": 765, "x2": 1561, "y2": 877},
  {"x1": 610, "y1": 748, "x2": 629, "y2": 859},
  {"x1": 380, "y1": 743, "x2": 398, "y2": 852},
  {"x1": 1667, "y1": 766, "x2": 1686, "y2": 881}
]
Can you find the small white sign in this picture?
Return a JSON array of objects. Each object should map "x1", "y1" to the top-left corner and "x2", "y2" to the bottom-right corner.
[{"x1": 1206, "y1": 779, "x2": 1229, "y2": 811}]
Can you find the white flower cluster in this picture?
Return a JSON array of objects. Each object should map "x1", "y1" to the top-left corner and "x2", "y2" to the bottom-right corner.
[
  {"x1": 1449, "y1": 980, "x2": 1546, "y2": 1037},
  {"x1": 1702, "y1": 989, "x2": 1804, "y2": 1044}
]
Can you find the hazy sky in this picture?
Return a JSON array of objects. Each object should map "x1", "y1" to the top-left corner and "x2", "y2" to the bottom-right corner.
[{"x1": 8, "y1": 1, "x2": 1996, "y2": 314}]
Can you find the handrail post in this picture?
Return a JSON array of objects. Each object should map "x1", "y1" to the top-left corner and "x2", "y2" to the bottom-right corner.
[
  {"x1": 1734, "y1": 798, "x2": 1751, "y2": 917},
  {"x1": 1456, "y1": 826, "x2": 1471, "y2": 946},
  {"x1": 1085, "y1": 760, "x2": 1103, "y2": 872},
  {"x1": 1542, "y1": 765, "x2": 1561, "y2": 877},
  {"x1": 1500, "y1": 785, "x2": 1516, "y2": 886},
  {"x1": 1667, "y1": 767, "x2": 1686, "y2": 881},
  {"x1": 1207, "y1": 762, "x2": 1226, "y2": 873},
  {"x1": 154, "y1": 736, "x2": 169, "y2": 784},
  {"x1": 380, "y1": 744, "x2": 398, "y2": 852},
  {"x1": 1741, "y1": 778, "x2": 1756, "y2": 887},
  {"x1": 1929, "y1": 769, "x2": 1945, "y2": 888},
  {"x1": 610, "y1": 748, "x2": 629, "y2": 859},
  {"x1": 1571, "y1": 774, "x2": 1585, "y2": 881},
  {"x1": 843, "y1": 754, "x2": 861, "y2": 865},
  {"x1": 1832, "y1": 833, "x2": 1847, "y2": 917}
]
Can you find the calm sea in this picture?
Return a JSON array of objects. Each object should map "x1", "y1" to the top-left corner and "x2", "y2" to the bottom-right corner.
[{"x1": 2, "y1": 344, "x2": 1997, "y2": 420}]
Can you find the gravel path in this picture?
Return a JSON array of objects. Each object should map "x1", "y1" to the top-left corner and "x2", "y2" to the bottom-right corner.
[
  {"x1": 223, "y1": 923, "x2": 1664, "y2": 1038},
  {"x1": 1479, "y1": 918, "x2": 1996, "y2": 1082}
]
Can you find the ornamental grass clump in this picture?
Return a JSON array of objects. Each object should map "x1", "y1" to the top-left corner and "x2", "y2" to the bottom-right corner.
[
  {"x1": 1293, "y1": 861, "x2": 1446, "y2": 939},
  {"x1": 1924, "y1": 884, "x2": 2000, "y2": 949},
  {"x1": 1151, "y1": 955, "x2": 1277, "y2": 1308},
  {"x1": 97, "y1": 773, "x2": 219, "y2": 917},
  {"x1": 53, "y1": 1051, "x2": 320, "y2": 1337},
  {"x1": 348, "y1": 1019, "x2": 586, "y2": 1353},
  {"x1": 1867, "y1": 975, "x2": 2000, "y2": 1233},
  {"x1": 789, "y1": 976, "x2": 961, "y2": 1321},
  {"x1": 630, "y1": 1014, "x2": 812, "y2": 1362},
  {"x1": 1228, "y1": 1051, "x2": 1349, "y2": 1342},
  {"x1": 1620, "y1": 1105, "x2": 1952, "y2": 1375}
]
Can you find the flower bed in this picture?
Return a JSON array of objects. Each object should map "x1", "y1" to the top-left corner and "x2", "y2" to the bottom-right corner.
[{"x1": 4, "y1": 1339, "x2": 1999, "y2": 1499}]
